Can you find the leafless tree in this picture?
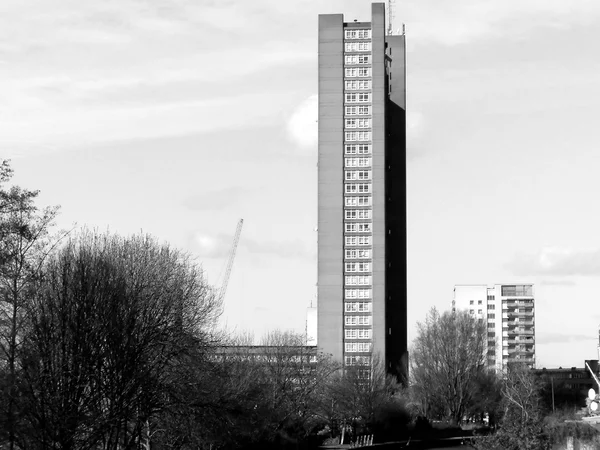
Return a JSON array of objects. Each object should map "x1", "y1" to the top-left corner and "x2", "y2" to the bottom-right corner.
[
  {"x1": 410, "y1": 307, "x2": 487, "y2": 424},
  {"x1": 0, "y1": 160, "x2": 63, "y2": 450},
  {"x1": 19, "y1": 230, "x2": 220, "y2": 450}
]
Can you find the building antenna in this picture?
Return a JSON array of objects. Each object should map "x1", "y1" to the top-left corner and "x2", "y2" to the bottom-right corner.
[{"x1": 387, "y1": 0, "x2": 395, "y2": 36}]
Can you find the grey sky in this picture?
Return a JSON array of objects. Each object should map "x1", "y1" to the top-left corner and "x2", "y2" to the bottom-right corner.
[{"x1": 2, "y1": 0, "x2": 600, "y2": 366}]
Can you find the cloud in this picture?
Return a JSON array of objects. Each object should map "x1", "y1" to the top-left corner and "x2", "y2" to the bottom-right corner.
[
  {"x1": 536, "y1": 331, "x2": 596, "y2": 345},
  {"x1": 184, "y1": 187, "x2": 244, "y2": 211},
  {"x1": 404, "y1": 0, "x2": 600, "y2": 47},
  {"x1": 286, "y1": 95, "x2": 318, "y2": 151},
  {"x1": 189, "y1": 232, "x2": 233, "y2": 259},
  {"x1": 242, "y1": 237, "x2": 315, "y2": 260},
  {"x1": 539, "y1": 279, "x2": 576, "y2": 287},
  {"x1": 507, "y1": 247, "x2": 600, "y2": 277}
]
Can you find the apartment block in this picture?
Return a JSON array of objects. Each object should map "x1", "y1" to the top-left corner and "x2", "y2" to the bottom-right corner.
[
  {"x1": 453, "y1": 284, "x2": 536, "y2": 370},
  {"x1": 317, "y1": 3, "x2": 407, "y2": 382}
]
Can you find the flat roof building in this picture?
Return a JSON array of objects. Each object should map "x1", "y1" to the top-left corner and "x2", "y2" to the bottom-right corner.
[
  {"x1": 453, "y1": 284, "x2": 536, "y2": 371},
  {"x1": 317, "y1": 3, "x2": 407, "y2": 382}
]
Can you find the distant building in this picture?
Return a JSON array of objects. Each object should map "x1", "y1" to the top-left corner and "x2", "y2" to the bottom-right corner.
[
  {"x1": 453, "y1": 284, "x2": 535, "y2": 370},
  {"x1": 317, "y1": 3, "x2": 408, "y2": 382},
  {"x1": 534, "y1": 360, "x2": 600, "y2": 410}
]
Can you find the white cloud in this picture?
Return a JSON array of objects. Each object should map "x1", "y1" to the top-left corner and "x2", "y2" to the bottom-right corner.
[
  {"x1": 403, "y1": 0, "x2": 600, "y2": 46},
  {"x1": 508, "y1": 247, "x2": 600, "y2": 277},
  {"x1": 286, "y1": 94, "x2": 318, "y2": 151}
]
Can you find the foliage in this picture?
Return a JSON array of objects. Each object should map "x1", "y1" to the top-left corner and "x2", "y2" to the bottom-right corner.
[{"x1": 410, "y1": 307, "x2": 489, "y2": 424}]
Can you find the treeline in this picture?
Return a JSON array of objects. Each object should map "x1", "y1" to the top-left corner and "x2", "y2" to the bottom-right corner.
[{"x1": 0, "y1": 161, "x2": 408, "y2": 450}]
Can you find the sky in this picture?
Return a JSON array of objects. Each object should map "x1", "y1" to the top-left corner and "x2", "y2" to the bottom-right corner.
[{"x1": 1, "y1": 0, "x2": 600, "y2": 367}]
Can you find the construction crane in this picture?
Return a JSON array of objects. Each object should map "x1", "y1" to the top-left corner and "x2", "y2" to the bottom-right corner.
[{"x1": 219, "y1": 218, "x2": 243, "y2": 303}]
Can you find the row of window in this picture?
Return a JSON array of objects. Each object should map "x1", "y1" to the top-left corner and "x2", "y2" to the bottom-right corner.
[
  {"x1": 345, "y1": 131, "x2": 372, "y2": 142},
  {"x1": 345, "y1": 184, "x2": 371, "y2": 194},
  {"x1": 345, "y1": 118, "x2": 371, "y2": 128},
  {"x1": 345, "y1": 288, "x2": 371, "y2": 299},
  {"x1": 345, "y1": 106, "x2": 371, "y2": 116},
  {"x1": 345, "y1": 170, "x2": 371, "y2": 181},
  {"x1": 345, "y1": 29, "x2": 371, "y2": 39},
  {"x1": 345, "y1": 235, "x2": 371, "y2": 246},
  {"x1": 345, "y1": 93, "x2": 370, "y2": 103},
  {"x1": 345, "y1": 80, "x2": 371, "y2": 90},
  {"x1": 345, "y1": 67, "x2": 372, "y2": 79},
  {"x1": 345, "y1": 315, "x2": 371, "y2": 326},
  {"x1": 345, "y1": 223, "x2": 371, "y2": 233},
  {"x1": 345, "y1": 342, "x2": 371, "y2": 352},
  {"x1": 346, "y1": 249, "x2": 371, "y2": 259},
  {"x1": 345, "y1": 262, "x2": 371, "y2": 272},
  {"x1": 345, "y1": 355, "x2": 370, "y2": 366},
  {"x1": 345, "y1": 275, "x2": 372, "y2": 286},
  {"x1": 345, "y1": 209, "x2": 371, "y2": 220},
  {"x1": 469, "y1": 300, "x2": 483, "y2": 305},
  {"x1": 345, "y1": 329, "x2": 371, "y2": 339},
  {"x1": 488, "y1": 304, "x2": 496, "y2": 310},
  {"x1": 345, "y1": 55, "x2": 370, "y2": 65},
  {"x1": 345, "y1": 42, "x2": 372, "y2": 52},
  {"x1": 345, "y1": 302, "x2": 371, "y2": 313},
  {"x1": 345, "y1": 157, "x2": 371, "y2": 168}
]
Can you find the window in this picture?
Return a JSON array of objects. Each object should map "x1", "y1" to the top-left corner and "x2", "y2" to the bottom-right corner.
[
  {"x1": 469, "y1": 309, "x2": 474, "y2": 314},
  {"x1": 345, "y1": 131, "x2": 372, "y2": 142},
  {"x1": 345, "y1": 223, "x2": 357, "y2": 233},
  {"x1": 345, "y1": 262, "x2": 370, "y2": 272},
  {"x1": 345, "y1": 248, "x2": 371, "y2": 259},
  {"x1": 488, "y1": 313, "x2": 496, "y2": 319},
  {"x1": 358, "y1": 67, "x2": 371, "y2": 77},
  {"x1": 345, "y1": 289, "x2": 371, "y2": 299},
  {"x1": 345, "y1": 67, "x2": 358, "y2": 77},
  {"x1": 345, "y1": 145, "x2": 371, "y2": 155},
  {"x1": 358, "y1": 55, "x2": 370, "y2": 64},
  {"x1": 488, "y1": 323, "x2": 495, "y2": 329},
  {"x1": 345, "y1": 184, "x2": 371, "y2": 194},
  {"x1": 345, "y1": 355, "x2": 370, "y2": 365},
  {"x1": 344, "y1": 42, "x2": 372, "y2": 52},
  {"x1": 345, "y1": 275, "x2": 371, "y2": 285},
  {"x1": 357, "y1": 236, "x2": 371, "y2": 245},
  {"x1": 345, "y1": 302, "x2": 371, "y2": 313},
  {"x1": 345, "y1": 93, "x2": 371, "y2": 104},
  {"x1": 345, "y1": 236, "x2": 357, "y2": 246},
  {"x1": 357, "y1": 223, "x2": 371, "y2": 232},
  {"x1": 478, "y1": 300, "x2": 482, "y2": 305},
  {"x1": 346, "y1": 79, "x2": 372, "y2": 90},
  {"x1": 344, "y1": 54, "x2": 371, "y2": 65},
  {"x1": 345, "y1": 208, "x2": 371, "y2": 218},
  {"x1": 478, "y1": 309, "x2": 482, "y2": 314},
  {"x1": 345, "y1": 197, "x2": 357, "y2": 207},
  {"x1": 345, "y1": 118, "x2": 371, "y2": 129},
  {"x1": 345, "y1": 157, "x2": 371, "y2": 168},
  {"x1": 345, "y1": 106, "x2": 371, "y2": 116},
  {"x1": 357, "y1": 170, "x2": 370, "y2": 180},
  {"x1": 345, "y1": 342, "x2": 371, "y2": 352},
  {"x1": 345, "y1": 29, "x2": 371, "y2": 39},
  {"x1": 345, "y1": 315, "x2": 371, "y2": 326},
  {"x1": 488, "y1": 304, "x2": 495, "y2": 310},
  {"x1": 345, "y1": 329, "x2": 371, "y2": 340}
]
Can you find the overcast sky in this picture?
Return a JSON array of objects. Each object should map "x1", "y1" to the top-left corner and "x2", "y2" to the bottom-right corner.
[{"x1": 2, "y1": 0, "x2": 600, "y2": 368}]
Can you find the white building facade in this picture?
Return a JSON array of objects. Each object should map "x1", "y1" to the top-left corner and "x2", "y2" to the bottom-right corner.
[{"x1": 453, "y1": 284, "x2": 535, "y2": 371}]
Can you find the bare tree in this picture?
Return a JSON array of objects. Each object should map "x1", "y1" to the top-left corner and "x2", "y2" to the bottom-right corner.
[
  {"x1": 19, "y1": 230, "x2": 220, "y2": 450},
  {"x1": 473, "y1": 364, "x2": 547, "y2": 450},
  {"x1": 410, "y1": 307, "x2": 487, "y2": 424},
  {"x1": 0, "y1": 160, "x2": 62, "y2": 450}
]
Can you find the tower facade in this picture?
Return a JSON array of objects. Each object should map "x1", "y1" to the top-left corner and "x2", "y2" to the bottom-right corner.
[
  {"x1": 317, "y1": 3, "x2": 407, "y2": 381},
  {"x1": 453, "y1": 284, "x2": 536, "y2": 370}
]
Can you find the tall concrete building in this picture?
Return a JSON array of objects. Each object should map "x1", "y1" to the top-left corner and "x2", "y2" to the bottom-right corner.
[
  {"x1": 317, "y1": 3, "x2": 407, "y2": 381},
  {"x1": 453, "y1": 284, "x2": 536, "y2": 371}
]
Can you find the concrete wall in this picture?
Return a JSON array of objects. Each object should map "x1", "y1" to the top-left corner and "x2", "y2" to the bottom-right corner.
[
  {"x1": 317, "y1": 14, "x2": 344, "y2": 362},
  {"x1": 370, "y1": 1, "x2": 387, "y2": 367}
]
